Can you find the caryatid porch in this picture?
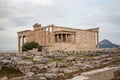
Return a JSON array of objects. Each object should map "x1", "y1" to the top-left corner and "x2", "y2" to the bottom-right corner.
[{"x1": 54, "y1": 30, "x2": 76, "y2": 43}]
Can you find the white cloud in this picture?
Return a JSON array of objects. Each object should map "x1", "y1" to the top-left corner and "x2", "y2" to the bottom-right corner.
[
  {"x1": 0, "y1": 0, "x2": 120, "y2": 51},
  {"x1": 11, "y1": 0, "x2": 53, "y2": 6}
]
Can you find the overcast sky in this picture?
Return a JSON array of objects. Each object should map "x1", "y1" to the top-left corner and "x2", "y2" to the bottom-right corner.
[{"x1": 0, "y1": 0, "x2": 120, "y2": 52}]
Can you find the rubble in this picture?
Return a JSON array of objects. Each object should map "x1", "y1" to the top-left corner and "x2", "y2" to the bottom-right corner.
[{"x1": 0, "y1": 49, "x2": 120, "y2": 80}]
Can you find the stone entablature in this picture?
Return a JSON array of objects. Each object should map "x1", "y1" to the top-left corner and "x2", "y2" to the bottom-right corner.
[{"x1": 17, "y1": 23, "x2": 99, "y2": 53}]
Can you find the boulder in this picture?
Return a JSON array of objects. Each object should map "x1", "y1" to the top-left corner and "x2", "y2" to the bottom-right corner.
[
  {"x1": 47, "y1": 62, "x2": 57, "y2": 68},
  {"x1": 40, "y1": 58, "x2": 50, "y2": 64},
  {"x1": 44, "y1": 73, "x2": 57, "y2": 79},
  {"x1": 57, "y1": 73, "x2": 65, "y2": 77},
  {"x1": 39, "y1": 77, "x2": 47, "y2": 80},
  {"x1": 71, "y1": 76, "x2": 89, "y2": 80},
  {"x1": 64, "y1": 69, "x2": 73, "y2": 74},
  {"x1": 33, "y1": 56, "x2": 43, "y2": 61},
  {"x1": 48, "y1": 68, "x2": 59, "y2": 73},
  {"x1": 0, "y1": 76, "x2": 8, "y2": 80},
  {"x1": 26, "y1": 72, "x2": 34, "y2": 77},
  {"x1": 1, "y1": 60, "x2": 11, "y2": 64},
  {"x1": 66, "y1": 56, "x2": 75, "y2": 62},
  {"x1": 0, "y1": 56, "x2": 4, "y2": 60},
  {"x1": 11, "y1": 57, "x2": 22, "y2": 62},
  {"x1": 57, "y1": 62, "x2": 65, "y2": 67},
  {"x1": 35, "y1": 64, "x2": 45, "y2": 70}
]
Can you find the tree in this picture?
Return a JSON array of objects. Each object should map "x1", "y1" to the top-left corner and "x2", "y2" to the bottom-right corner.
[{"x1": 22, "y1": 41, "x2": 42, "y2": 52}]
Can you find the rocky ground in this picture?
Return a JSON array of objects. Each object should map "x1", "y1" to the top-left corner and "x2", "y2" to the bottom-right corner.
[{"x1": 0, "y1": 48, "x2": 120, "y2": 80}]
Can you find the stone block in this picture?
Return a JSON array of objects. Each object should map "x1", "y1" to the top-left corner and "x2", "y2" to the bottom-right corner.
[
  {"x1": 81, "y1": 67, "x2": 115, "y2": 80},
  {"x1": 71, "y1": 76, "x2": 89, "y2": 80},
  {"x1": 26, "y1": 72, "x2": 34, "y2": 77},
  {"x1": 44, "y1": 73, "x2": 57, "y2": 79}
]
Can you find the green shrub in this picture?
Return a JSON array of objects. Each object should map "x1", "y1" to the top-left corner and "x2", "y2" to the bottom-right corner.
[
  {"x1": 22, "y1": 41, "x2": 42, "y2": 52},
  {"x1": 38, "y1": 45, "x2": 43, "y2": 52}
]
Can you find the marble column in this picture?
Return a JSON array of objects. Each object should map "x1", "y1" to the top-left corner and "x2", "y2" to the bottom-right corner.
[
  {"x1": 22, "y1": 36, "x2": 24, "y2": 47},
  {"x1": 51, "y1": 26, "x2": 54, "y2": 44},
  {"x1": 48, "y1": 27, "x2": 50, "y2": 45},
  {"x1": 69, "y1": 35, "x2": 71, "y2": 43},
  {"x1": 61, "y1": 34, "x2": 63, "y2": 42},
  {"x1": 18, "y1": 36, "x2": 21, "y2": 54},
  {"x1": 57, "y1": 34, "x2": 59, "y2": 42},
  {"x1": 65, "y1": 34, "x2": 67, "y2": 42},
  {"x1": 44, "y1": 28, "x2": 46, "y2": 45},
  {"x1": 40, "y1": 29, "x2": 42, "y2": 45},
  {"x1": 54, "y1": 34, "x2": 56, "y2": 42},
  {"x1": 97, "y1": 31, "x2": 99, "y2": 48},
  {"x1": 41, "y1": 28, "x2": 43, "y2": 45},
  {"x1": 74, "y1": 34, "x2": 75, "y2": 43}
]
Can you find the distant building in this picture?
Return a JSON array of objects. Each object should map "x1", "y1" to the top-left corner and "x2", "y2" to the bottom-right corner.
[{"x1": 18, "y1": 23, "x2": 99, "y2": 53}]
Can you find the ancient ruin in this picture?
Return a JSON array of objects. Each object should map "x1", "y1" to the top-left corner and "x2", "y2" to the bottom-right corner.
[
  {"x1": 18, "y1": 23, "x2": 99, "y2": 53},
  {"x1": 0, "y1": 49, "x2": 120, "y2": 80}
]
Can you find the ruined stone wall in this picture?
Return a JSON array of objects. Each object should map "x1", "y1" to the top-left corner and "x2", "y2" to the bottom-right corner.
[
  {"x1": 26, "y1": 31, "x2": 35, "y2": 42},
  {"x1": 52, "y1": 43, "x2": 76, "y2": 51},
  {"x1": 18, "y1": 24, "x2": 98, "y2": 53},
  {"x1": 51, "y1": 26, "x2": 97, "y2": 51},
  {"x1": 51, "y1": 26, "x2": 76, "y2": 51},
  {"x1": 76, "y1": 30, "x2": 96, "y2": 50},
  {"x1": 53, "y1": 26, "x2": 78, "y2": 32},
  {"x1": 33, "y1": 26, "x2": 53, "y2": 47}
]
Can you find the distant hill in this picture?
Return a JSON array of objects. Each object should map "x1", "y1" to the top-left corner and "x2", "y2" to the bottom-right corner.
[{"x1": 99, "y1": 39, "x2": 119, "y2": 48}]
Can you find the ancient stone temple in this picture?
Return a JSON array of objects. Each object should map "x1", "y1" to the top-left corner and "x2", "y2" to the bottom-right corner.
[{"x1": 18, "y1": 23, "x2": 99, "y2": 53}]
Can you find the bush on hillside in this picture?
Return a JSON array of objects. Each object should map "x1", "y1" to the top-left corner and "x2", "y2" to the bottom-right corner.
[{"x1": 22, "y1": 41, "x2": 42, "y2": 52}]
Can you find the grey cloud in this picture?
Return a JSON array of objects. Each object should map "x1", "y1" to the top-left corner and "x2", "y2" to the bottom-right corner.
[
  {"x1": 0, "y1": 27, "x2": 6, "y2": 31},
  {"x1": 0, "y1": 0, "x2": 74, "y2": 27},
  {"x1": 0, "y1": 0, "x2": 120, "y2": 51}
]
